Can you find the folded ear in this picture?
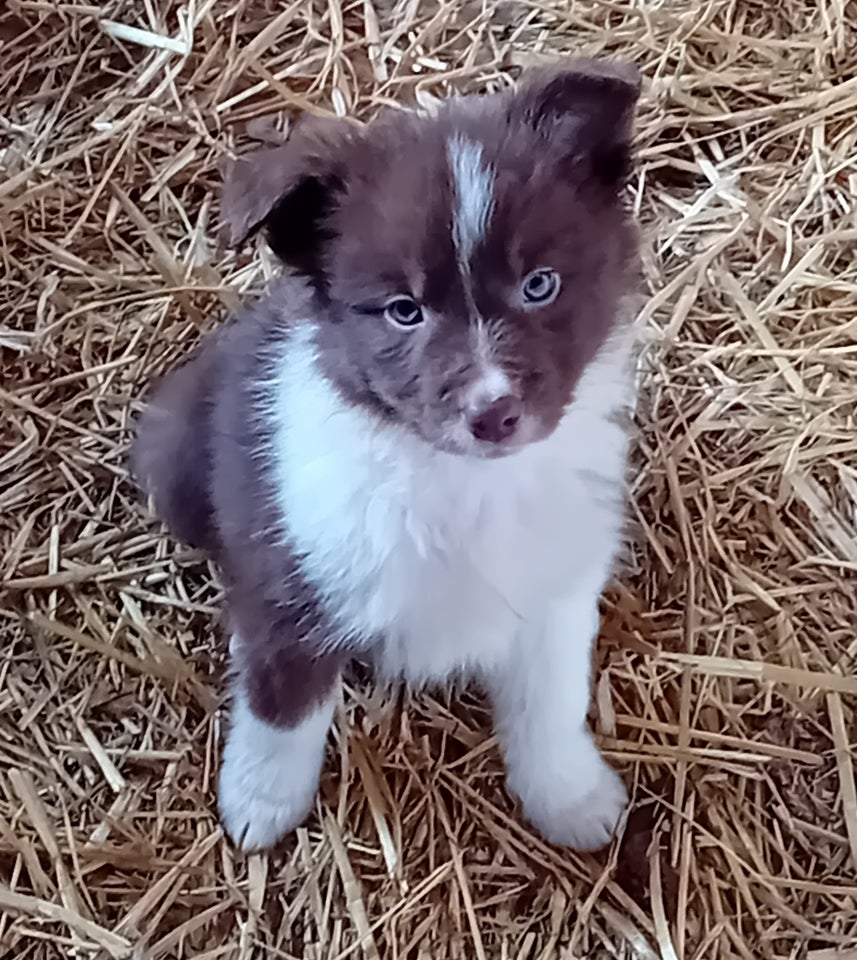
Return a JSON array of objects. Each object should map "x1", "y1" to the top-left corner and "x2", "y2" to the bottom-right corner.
[
  {"x1": 221, "y1": 118, "x2": 361, "y2": 277},
  {"x1": 512, "y1": 58, "x2": 642, "y2": 189}
]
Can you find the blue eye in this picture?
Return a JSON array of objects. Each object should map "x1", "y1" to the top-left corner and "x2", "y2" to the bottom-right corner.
[
  {"x1": 521, "y1": 268, "x2": 561, "y2": 307},
  {"x1": 384, "y1": 296, "x2": 424, "y2": 328}
]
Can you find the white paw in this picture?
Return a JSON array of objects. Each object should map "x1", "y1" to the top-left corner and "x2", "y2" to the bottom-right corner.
[
  {"x1": 507, "y1": 736, "x2": 627, "y2": 851},
  {"x1": 218, "y1": 691, "x2": 331, "y2": 851},
  {"x1": 218, "y1": 746, "x2": 317, "y2": 851}
]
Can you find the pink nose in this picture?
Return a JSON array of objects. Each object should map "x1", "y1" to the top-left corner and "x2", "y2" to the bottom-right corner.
[{"x1": 469, "y1": 396, "x2": 522, "y2": 443}]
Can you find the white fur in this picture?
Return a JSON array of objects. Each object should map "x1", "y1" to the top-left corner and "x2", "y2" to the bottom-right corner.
[
  {"x1": 218, "y1": 680, "x2": 335, "y2": 850},
  {"x1": 465, "y1": 318, "x2": 511, "y2": 412},
  {"x1": 465, "y1": 363, "x2": 512, "y2": 412},
  {"x1": 258, "y1": 321, "x2": 634, "y2": 848},
  {"x1": 447, "y1": 135, "x2": 495, "y2": 270},
  {"x1": 488, "y1": 590, "x2": 628, "y2": 849},
  {"x1": 272, "y1": 324, "x2": 631, "y2": 677}
]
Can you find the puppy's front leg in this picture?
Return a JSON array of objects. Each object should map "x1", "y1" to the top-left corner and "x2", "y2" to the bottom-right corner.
[
  {"x1": 219, "y1": 638, "x2": 340, "y2": 851},
  {"x1": 490, "y1": 591, "x2": 627, "y2": 850}
]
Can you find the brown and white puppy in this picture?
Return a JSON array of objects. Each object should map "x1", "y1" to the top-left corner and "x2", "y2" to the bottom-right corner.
[{"x1": 132, "y1": 59, "x2": 642, "y2": 851}]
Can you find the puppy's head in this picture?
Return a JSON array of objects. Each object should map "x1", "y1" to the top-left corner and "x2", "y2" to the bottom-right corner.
[{"x1": 223, "y1": 59, "x2": 642, "y2": 457}]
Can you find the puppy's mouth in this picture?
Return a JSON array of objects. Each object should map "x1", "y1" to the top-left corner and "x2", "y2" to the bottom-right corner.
[
  {"x1": 431, "y1": 413, "x2": 552, "y2": 459},
  {"x1": 469, "y1": 438, "x2": 531, "y2": 460}
]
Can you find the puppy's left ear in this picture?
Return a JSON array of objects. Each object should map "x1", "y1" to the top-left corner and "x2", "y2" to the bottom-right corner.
[
  {"x1": 511, "y1": 58, "x2": 642, "y2": 190},
  {"x1": 221, "y1": 117, "x2": 362, "y2": 278}
]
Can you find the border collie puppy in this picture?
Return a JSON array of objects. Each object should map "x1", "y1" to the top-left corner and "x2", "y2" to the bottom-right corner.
[{"x1": 132, "y1": 58, "x2": 642, "y2": 851}]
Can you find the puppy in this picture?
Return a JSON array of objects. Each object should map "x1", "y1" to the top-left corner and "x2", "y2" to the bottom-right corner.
[{"x1": 132, "y1": 58, "x2": 642, "y2": 851}]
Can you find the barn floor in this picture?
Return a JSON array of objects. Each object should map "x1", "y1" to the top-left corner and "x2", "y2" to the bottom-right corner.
[{"x1": 2, "y1": 1, "x2": 857, "y2": 957}]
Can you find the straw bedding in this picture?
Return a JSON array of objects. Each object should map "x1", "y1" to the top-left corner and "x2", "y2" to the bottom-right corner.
[{"x1": 2, "y1": 0, "x2": 857, "y2": 957}]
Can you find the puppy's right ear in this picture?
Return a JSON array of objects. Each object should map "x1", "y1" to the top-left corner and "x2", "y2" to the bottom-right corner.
[
  {"x1": 511, "y1": 58, "x2": 641, "y2": 191},
  {"x1": 221, "y1": 118, "x2": 361, "y2": 278}
]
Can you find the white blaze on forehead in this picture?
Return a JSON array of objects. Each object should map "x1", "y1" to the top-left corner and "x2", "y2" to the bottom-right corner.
[
  {"x1": 447, "y1": 139, "x2": 508, "y2": 412},
  {"x1": 447, "y1": 135, "x2": 495, "y2": 269}
]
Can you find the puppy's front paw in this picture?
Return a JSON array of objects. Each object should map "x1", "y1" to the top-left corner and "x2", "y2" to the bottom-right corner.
[
  {"x1": 507, "y1": 735, "x2": 627, "y2": 851},
  {"x1": 218, "y1": 747, "x2": 317, "y2": 851},
  {"x1": 218, "y1": 695, "x2": 330, "y2": 851}
]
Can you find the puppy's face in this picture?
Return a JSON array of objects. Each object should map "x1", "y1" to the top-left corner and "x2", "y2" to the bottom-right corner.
[{"x1": 224, "y1": 61, "x2": 641, "y2": 457}]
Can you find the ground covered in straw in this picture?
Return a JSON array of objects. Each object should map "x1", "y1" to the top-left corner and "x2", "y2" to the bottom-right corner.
[{"x1": 2, "y1": 0, "x2": 857, "y2": 957}]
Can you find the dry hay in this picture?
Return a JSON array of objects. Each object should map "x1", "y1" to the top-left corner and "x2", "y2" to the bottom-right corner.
[{"x1": 2, "y1": 0, "x2": 857, "y2": 957}]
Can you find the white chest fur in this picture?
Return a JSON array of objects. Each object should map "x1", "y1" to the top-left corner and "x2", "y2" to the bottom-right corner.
[{"x1": 265, "y1": 325, "x2": 633, "y2": 685}]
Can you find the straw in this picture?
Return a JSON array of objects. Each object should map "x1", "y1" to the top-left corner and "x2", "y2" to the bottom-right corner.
[{"x1": 2, "y1": 0, "x2": 856, "y2": 956}]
